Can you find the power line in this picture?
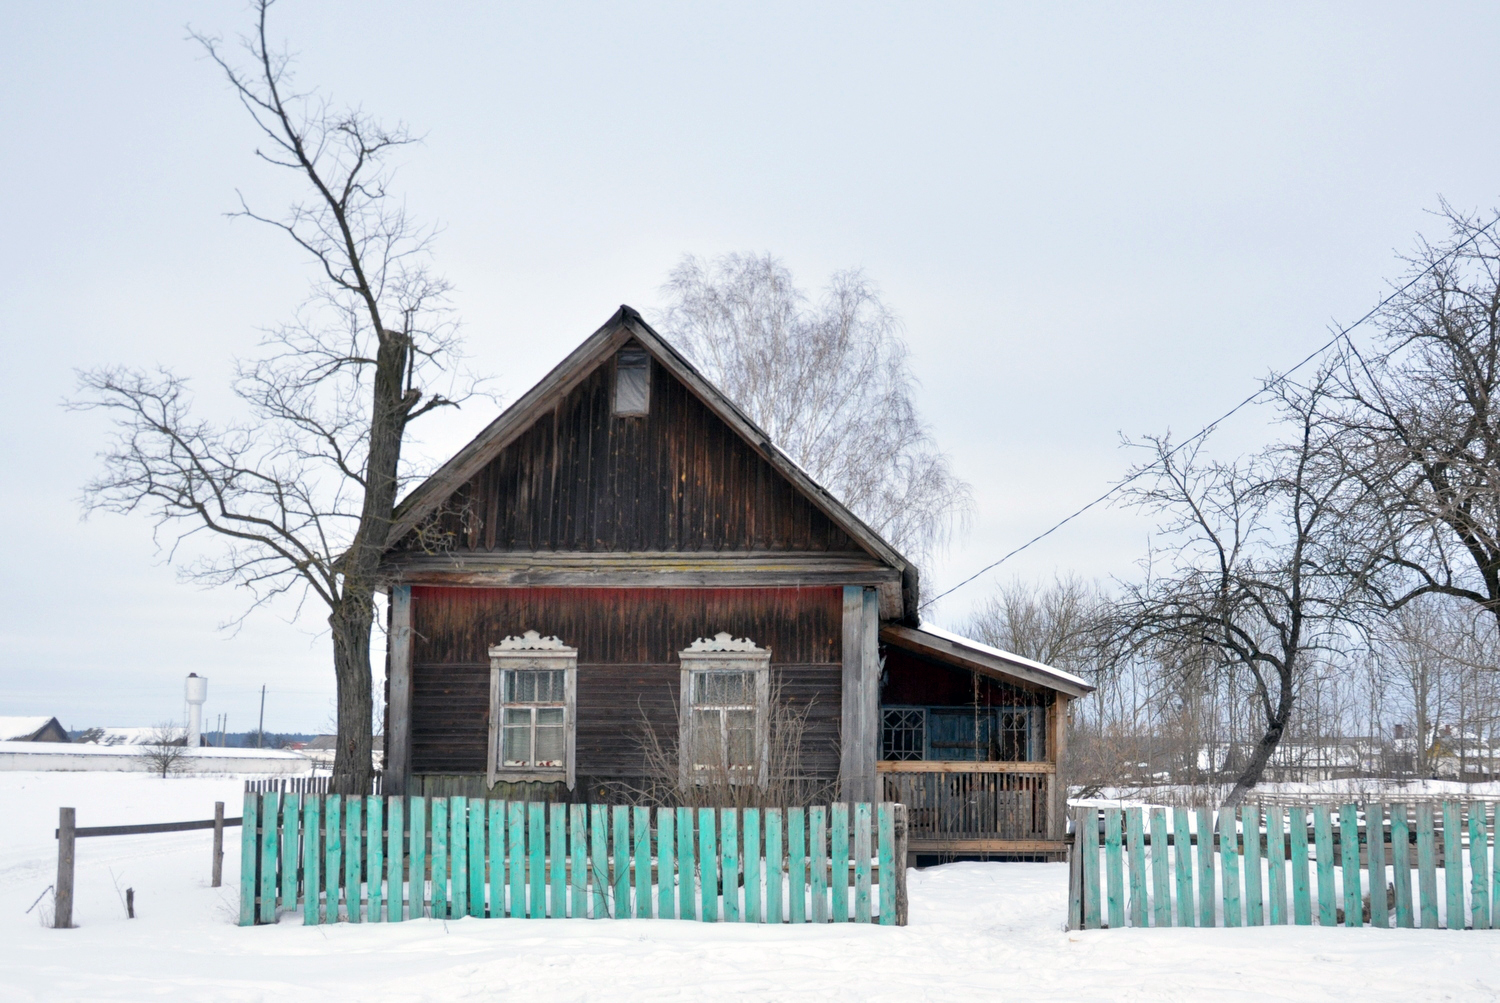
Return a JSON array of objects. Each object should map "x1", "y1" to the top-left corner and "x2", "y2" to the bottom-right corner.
[{"x1": 920, "y1": 213, "x2": 1500, "y2": 612}]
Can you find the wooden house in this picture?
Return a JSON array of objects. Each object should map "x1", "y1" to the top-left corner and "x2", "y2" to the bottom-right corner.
[
  {"x1": 379, "y1": 306, "x2": 1091, "y2": 859},
  {"x1": 0, "y1": 716, "x2": 69, "y2": 742}
]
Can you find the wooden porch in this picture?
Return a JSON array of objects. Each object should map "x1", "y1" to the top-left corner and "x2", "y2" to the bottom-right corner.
[{"x1": 877, "y1": 761, "x2": 1068, "y2": 858}]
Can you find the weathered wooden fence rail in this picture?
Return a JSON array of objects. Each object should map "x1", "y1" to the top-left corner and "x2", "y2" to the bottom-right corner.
[
  {"x1": 241, "y1": 794, "x2": 909, "y2": 927},
  {"x1": 1067, "y1": 801, "x2": 1500, "y2": 930}
]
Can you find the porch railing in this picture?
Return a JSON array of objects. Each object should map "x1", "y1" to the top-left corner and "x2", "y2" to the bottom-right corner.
[{"x1": 878, "y1": 761, "x2": 1061, "y2": 854}]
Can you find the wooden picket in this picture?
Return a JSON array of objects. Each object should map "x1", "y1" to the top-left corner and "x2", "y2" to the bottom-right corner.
[
  {"x1": 240, "y1": 796, "x2": 907, "y2": 927},
  {"x1": 1068, "y1": 799, "x2": 1500, "y2": 931}
]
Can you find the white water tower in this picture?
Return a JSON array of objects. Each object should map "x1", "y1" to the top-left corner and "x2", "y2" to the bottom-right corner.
[{"x1": 185, "y1": 673, "x2": 207, "y2": 748}]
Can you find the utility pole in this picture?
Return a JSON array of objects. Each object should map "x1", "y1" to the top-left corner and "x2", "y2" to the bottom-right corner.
[{"x1": 257, "y1": 685, "x2": 266, "y2": 749}]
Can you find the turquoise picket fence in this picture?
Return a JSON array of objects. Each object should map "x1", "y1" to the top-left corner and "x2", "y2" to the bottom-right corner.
[
  {"x1": 240, "y1": 794, "x2": 909, "y2": 926},
  {"x1": 1068, "y1": 801, "x2": 1499, "y2": 930}
]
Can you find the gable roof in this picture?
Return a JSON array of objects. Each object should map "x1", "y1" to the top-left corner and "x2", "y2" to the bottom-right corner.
[
  {"x1": 880, "y1": 623, "x2": 1094, "y2": 698},
  {"x1": 385, "y1": 306, "x2": 920, "y2": 620},
  {"x1": 0, "y1": 716, "x2": 66, "y2": 741}
]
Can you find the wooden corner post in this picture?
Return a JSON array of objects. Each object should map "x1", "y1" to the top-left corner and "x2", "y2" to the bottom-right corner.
[
  {"x1": 386, "y1": 585, "x2": 414, "y2": 796},
  {"x1": 840, "y1": 586, "x2": 880, "y2": 804},
  {"x1": 212, "y1": 801, "x2": 225, "y2": 887},
  {"x1": 55, "y1": 807, "x2": 74, "y2": 929}
]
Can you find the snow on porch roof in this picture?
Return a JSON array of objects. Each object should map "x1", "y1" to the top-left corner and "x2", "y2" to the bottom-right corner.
[{"x1": 880, "y1": 623, "x2": 1094, "y2": 698}]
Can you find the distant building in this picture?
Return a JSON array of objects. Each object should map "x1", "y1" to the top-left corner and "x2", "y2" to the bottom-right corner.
[{"x1": 0, "y1": 716, "x2": 69, "y2": 742}]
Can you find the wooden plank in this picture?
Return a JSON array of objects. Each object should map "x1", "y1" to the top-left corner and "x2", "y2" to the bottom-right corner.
[
  {"x1": 1367, "y1": 803, "x2": 1387, "y2": 928},
  {"x1": 409, "y1": 797, "x2": 427, "y2": 919},
  {"x1": 903, "y1": 839, "x2": 1069, "y2": 853},
  {"x1": 213, "y1": 802, "x2": 226, "y2": 888},
  {"x1": 830, "y1": 803, "x2": 849, "y2": 923},
  {"x1": 449, "y1": 796, "x2": 468, "y2": 919},
  {"x1": 633, "y1": 806, "x2": 652, "y2": 920},
  {"x1": 1082, "y1": 805, "x2": 1101, "y2": 930},
  {"x1": 657, "y1": 807, "x2": 676, "y2": 920},
  {"x1": 854, "y1": 802, "x2": 872, "y2": 924},
  {"x1": 1125, "y1": 807, "x2": 1147, "y2": 927},
  {"x1": 1266, "y1": 805, "x2": 1286, "y2": 925},
  {"x1": 676, "y1": 806, "x2": 695, "y2": 920},
  {"x1": 1220, "y1": 809, "x2": 1241, "y2": 928},
  {"x1": 1490, "y1": 804, "x2": 1500, "y2": 931},
  {"x1": 281, "y1": 793, "x2": 300, "y2": 914},
  {"x1": 874, "y1": 760, "x2": 1057, "y2": 775},
  {"x1": 1104, "y1": 806, "x2": 1124, "y2": 928},
  {"x1": 259, "y1": 791, "x2": 279, "y2": 924},
  {"x1": 810, "y1": 806, "x2": 829, "y2": 923},
  {"x1": 589, "y1": 804, "x2": 608, "y2": 919},
  {"x1": 487, "y1": 799, "x2": 504, "y2": 919},
  {"x1": 840, "y1": 588, "x2": 876, "y2": 803},
  {"x1": 551, "y1": 804, "x2": 567, "y2": 919},
  {"x1": 303, "y1": 796, "x2": 322, "y2": 926},
  {"x1": 893, "y1": 802, "x2": 909, "y2": 927},
  {"x1": 1391, "y1": 803, "x2": 1413, "y2": 929},
  {"x1": 722, "y1": 809, "x2": 741, "y2": 922},
  {"x1": 325, "y1": 795, "x2": 343, "y2": 923},
  {"x1": 238, "y1": 794, "x2": 257, "y2": 927},
  {"x1": 430, "y1": 797, "x2": 448, "y2": 920},
  {"x1": 1172, "y1": 807, "x2": 1193, "y2": 927},
  {"x1": 878, "y1": 803, "x2": 895, "y2": 927},
  {"x1": 387, "y1": 796, "x2": 405, "y2": 922},
  {"x1": 1339, "y1": 804, "x2": 1360, "y2": 927},
  {"x1": 1417, "y1": 802, "x2": 1439, "y2": 928},
  {"x1": 1471, "y1": 802, "x2": 1490, "y2": 930},
  {"x1": 1149, "y1": 808, "x2": 1170, "y2": 928},
  {"x1": 1196, "y1": 806, "x2": 1215, "y2": 927},
  {"x1": 1289, "y1": 805, "x2": 1311, "y2": 925},
  {"x1": 468, "y1": 799, "x2": 486, "y2": 919},
  {"x1": 699, "y1": 807, "x2": 718, "y2": 922},
  {"x1": 530, "y1": 802, "x2": 547, "y2": 919},
  {"x1": 612, "y1": 805, "x2": 630, "y2": 919},
  {"x1": 744, "y1": 808, "x2": 762, "y2": 924},
  {"x1": 1242, "y1": 806, "x2": 1262, "y2": 926},
  {"x1": 822, "y1": 803, "x2": 846, "y2": 923},
  {"x1": 767, "y1": 808, "x2": 784, "y2": 925},
  {"x1": 570, "y1": 804, "x2": 587, "y2": 919},
  {"x1": 789, "y1": 807, "x2": 807, "y2": 924},
  {"x1": 1313, "y1": 805, "x2": 1334, "y2": 927},
  {"x1": 1443, "y1": 801, "x2": 1464, "y2": 930},
  {"x1": 368, "y1": 795, "x2": 385, "y2": 922}
]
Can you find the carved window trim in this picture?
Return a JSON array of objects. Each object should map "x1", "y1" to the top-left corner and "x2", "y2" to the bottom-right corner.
[
  {"x1": 487, "y1": 631, "x2": 577, "y2": 789},
  {"x1": 678, "y1": 632, "x2": 772, "y2": 788}
]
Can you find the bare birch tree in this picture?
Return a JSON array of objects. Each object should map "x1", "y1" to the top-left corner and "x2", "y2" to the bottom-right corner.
[
  {"x1": 69, "y1": 0, "x2": 477, "y2": 794},
  {"x1": 656, "y1": 253, "x2": 971, "y2": 577}
]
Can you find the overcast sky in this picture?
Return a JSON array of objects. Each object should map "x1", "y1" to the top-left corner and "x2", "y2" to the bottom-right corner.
[{"x1": 4, "y1": 3, "x2": 1499, "y2": 733}]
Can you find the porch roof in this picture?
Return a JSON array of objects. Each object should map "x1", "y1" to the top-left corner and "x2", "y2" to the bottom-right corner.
[{"x1": 880, "y1": 624, "x2": 1094, "y2": 699}]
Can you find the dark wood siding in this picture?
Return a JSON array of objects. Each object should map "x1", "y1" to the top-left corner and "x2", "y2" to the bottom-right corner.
[
  {"x1": 396, "y1": 346, "x2": 862, "y2": 554},
  {"x1": 409, "y1": 585, "x2": 843, "y2": 784}
]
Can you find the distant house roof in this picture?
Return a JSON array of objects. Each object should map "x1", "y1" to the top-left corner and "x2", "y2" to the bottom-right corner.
[
  {"x1": 304, "y1": 735, "x2": 338, "y2": 750},
  {"x1": 880, "y1": 623, "x2": 1094, "y2": 698},
  {"x1": 0, "y1": 716, "x2": 68, "y2": 742},
  {"x1": 79, "y1": 726, "x2": 186, "y2": 746}
]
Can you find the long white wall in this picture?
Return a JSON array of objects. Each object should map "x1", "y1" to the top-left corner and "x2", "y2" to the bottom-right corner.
[{"x1": 0, "y1": 741, "x2": 311, "y2": 775}]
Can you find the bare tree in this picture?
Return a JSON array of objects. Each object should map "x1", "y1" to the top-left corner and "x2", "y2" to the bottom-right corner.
[
  {"x1": 1110, "y1": 376, "x2": 1362, "y2": 807},
  {"x1": 967, "y1": 574, "x2": 1103, "y2": 672},
  {"x1": 1332, "y1": 203, "x2": 1500, "y2": 632},
  {"x1": 138, "y1": 724, "x2": 188, "y2": 779},
  {"x1": 69, "y1": 1, "x2": 476, "y2": 794},
  {"x1": 656, "y1": 253, "x2": 971, "y2": 577}
]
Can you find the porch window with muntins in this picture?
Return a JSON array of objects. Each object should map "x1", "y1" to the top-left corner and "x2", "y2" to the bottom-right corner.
[
  {"x1": 679, "y1": 633, "x2": 771, "y2": 787},
  {"x1": 487, "y1": 631, "x2": 577, "y2": 789},
  {"x1": 882, "y1": 705, "x2": 1042, "y2": 761}
]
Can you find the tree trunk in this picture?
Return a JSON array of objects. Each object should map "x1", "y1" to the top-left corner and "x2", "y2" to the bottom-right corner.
[
  {"x1": 1222, "y1": 670, "x2": 1296, "y2": 809},
  {"x1": 329, "y1": 590, "x2": 374, "y2": 795}
]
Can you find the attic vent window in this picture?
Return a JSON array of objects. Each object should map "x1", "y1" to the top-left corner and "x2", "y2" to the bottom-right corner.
[{"x1": 614, "y1": 347, "x2": 650, "y2": 416}]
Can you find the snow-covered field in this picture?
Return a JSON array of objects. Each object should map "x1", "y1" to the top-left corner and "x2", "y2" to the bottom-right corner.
[{"x1": 3, "y1": 772, "x2": 1500, "y2": 1002}]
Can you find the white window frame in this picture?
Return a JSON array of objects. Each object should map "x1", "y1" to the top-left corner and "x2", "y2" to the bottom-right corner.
[
  {"x1": 678, "y1": 632, "x2": 771, "y2": 788},
  {"x1": 487, "y1": 630, "x2": 577, "y2": 789}
]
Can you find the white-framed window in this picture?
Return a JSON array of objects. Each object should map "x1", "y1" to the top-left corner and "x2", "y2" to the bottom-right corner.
[
  {"x1": 678, "y1": 632, "x2": 771, "y2": 787},
  {"x1": 487, "y1": 630, "x2": 577, "y2": 789}
]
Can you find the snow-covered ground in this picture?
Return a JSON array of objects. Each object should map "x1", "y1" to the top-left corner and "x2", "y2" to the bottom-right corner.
[{"x1": 3, "y1": 772, "x2": 1500, "y2": 1002}]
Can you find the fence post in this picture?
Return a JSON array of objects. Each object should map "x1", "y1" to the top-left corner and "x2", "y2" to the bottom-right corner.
[
  {"x1": 55, "y1": 807, "x2": 75, "y2": 929},
  {"x1": 212, "y1": 802, "x2": 225, "y2": 888},
  {"x1": 1066, "y1": 807, "x2": 1083, "y2": 931},
  {"x1": 894, "y1": 802, "x2": 909, "y2": 927}
]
